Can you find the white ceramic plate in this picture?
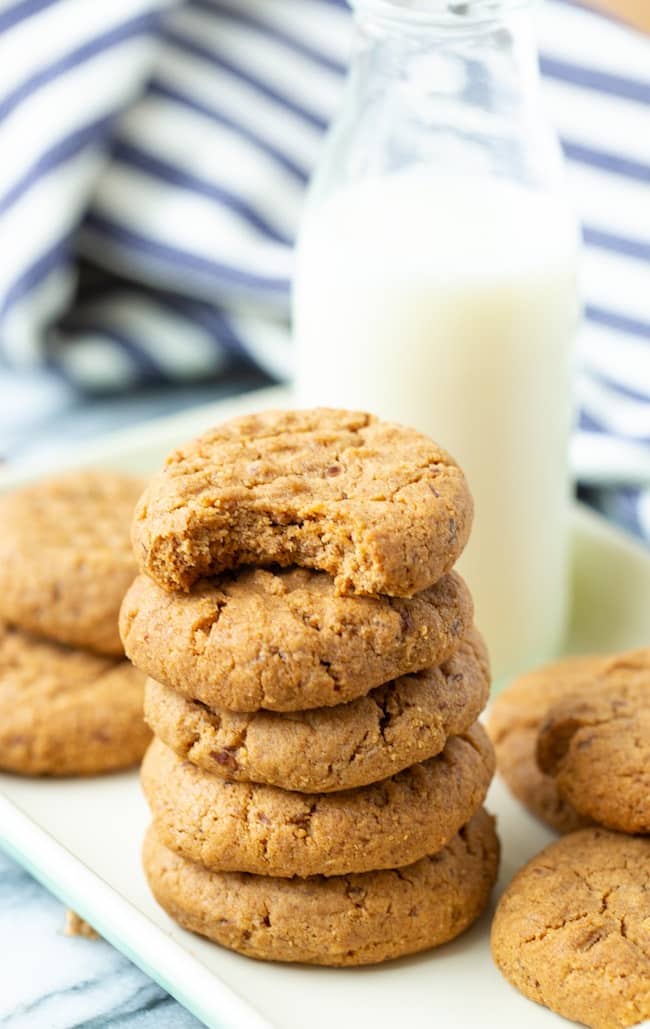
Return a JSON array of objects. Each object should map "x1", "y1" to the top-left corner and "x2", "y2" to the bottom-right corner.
[{"x1": 1, "y1": 385, "x2": 649, "y2": 1029}]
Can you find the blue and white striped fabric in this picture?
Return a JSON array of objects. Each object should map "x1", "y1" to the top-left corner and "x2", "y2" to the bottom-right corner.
[{"x1": 0, "y1": 0, "x2": 649, "y2": 535}]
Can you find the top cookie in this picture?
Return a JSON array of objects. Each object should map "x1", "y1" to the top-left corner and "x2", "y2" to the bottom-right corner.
[
  {"x1": 0, "y1": 470, "x2": 145, "y2": 655},
  {"x1": 537, "y1": 649, "x2": 650, "y2": 834},
  {"x1": 131, "y1": 409, "x2": 473, "y2": 597}
]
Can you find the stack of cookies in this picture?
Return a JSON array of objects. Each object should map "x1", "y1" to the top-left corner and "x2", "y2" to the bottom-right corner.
[
  {"x1": 0, "y1": 470, "x2": 150, "y2": 776},
  {"x1": 121, "y1": 408, "x2": 500, "y2": 966}
]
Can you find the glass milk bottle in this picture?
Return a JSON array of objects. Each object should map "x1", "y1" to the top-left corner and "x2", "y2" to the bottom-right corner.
[{"x1": 293, "y1": 0, "x2": 579, "y2": 684}]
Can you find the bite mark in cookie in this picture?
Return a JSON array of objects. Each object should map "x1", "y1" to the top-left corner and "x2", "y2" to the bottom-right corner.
[{"x1": 131, "y1": 408, "x2": 473, "y2": 597}]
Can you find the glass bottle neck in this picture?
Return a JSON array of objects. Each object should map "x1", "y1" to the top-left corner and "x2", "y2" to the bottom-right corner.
[
  {"x1": 325, "y1": 0, "x2": 563, "y2": 194},
  {"x1": 350, "y1": 0, "x2": 532, "y2": 36},
  {"x1": 348, "y1": 1, "x2": 543, "y2": 132}
]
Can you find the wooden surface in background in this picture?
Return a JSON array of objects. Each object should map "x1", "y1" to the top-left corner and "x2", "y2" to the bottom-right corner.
[{"x1": 586, "y1": 0, "x2": 650, "y2": 33}]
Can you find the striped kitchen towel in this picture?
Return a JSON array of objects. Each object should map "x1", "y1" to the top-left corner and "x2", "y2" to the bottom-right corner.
[{"x1": 0, "y1": 0, "x2": 648, "y2": 536}]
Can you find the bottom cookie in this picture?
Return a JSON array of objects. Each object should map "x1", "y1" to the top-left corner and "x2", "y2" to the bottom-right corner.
[
  {"x1": 0, "y1": 624, "x2": 150, "y2": 775},
  {"x1": 143, "y1": 808, "x2": 499, "y2": 967}
]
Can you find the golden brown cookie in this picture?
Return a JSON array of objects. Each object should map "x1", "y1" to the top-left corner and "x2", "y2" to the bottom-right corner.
[
  {"x1": 141, "y1": 725, "x2": 495, "y2": 878},
  {"x1": 144, "y1": 808, "x2": 499, "y2": 966},
  {"x1": 536, "y1": 652, "x2": 650, "y2": 834},
  {"x1": 487, "y1": 654, "x2": 609, "y2": 833},
  {"x1": 491, "y1": 828, "x2": 650, "y2": 1029},
  {"x1": 0, "y1": 470, "x2": 145, "y2": 655},
  {"x1": 132, "y1": 408, "x2": 473, "y2": 597},
  {"x1": 144, "y1": 629, "x2": 490, "y2": 792},
  {"x1": 122, "y1": 567, "x2": 472, "y2": 712},
  {"x1": 0, "y1": 624, "x2": 150, "y2": 775}
]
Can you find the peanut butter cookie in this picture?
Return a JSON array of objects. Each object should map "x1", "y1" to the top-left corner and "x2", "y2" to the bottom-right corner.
[
  {"x1": 536, "y1": 650, "x2": 650, "y2": 834},
  {"x1": 141, "y1": 725, "x2": 495, "y2": 878},
  {"x1": 0, "y1": 470, "x2": 145, "y2": 655},
  {"x1": 144, "y1": 808, "x2": 499, "y2": 966},
  {"x1": 122, "y1": 568, "x2": 472, "y2": 712},
  {"x1": 0, "y1": 625, "x2": 150, "y2": 775},
  {"x1": 487, "y1": 654, "x2": 607, "y2": 833},
  {"x1": 489, "y1": 649, "x2": 650, "y2": 834},
  {"x1": 144, "y1": 629, "x2": 489, "y2": 791},
  {"x1": 492, "y1": 828, "x2": 650, "y2": 1029},
  {"x1": 131, "y1": 408, "x2": 473, "y2": 597}
]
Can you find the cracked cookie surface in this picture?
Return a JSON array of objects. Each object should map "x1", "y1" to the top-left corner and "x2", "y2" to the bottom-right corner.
[
  {"x1": 143, "y1": 808, "x2": 499, "y2": 966},
  {"x1": 141, "y1": 724, "x2": 495, "y2": 878},
  {"x1": 0, "y1": 624, "x2": 150, "y2": 775},
  {"x1": 536, "y1": 650, "x2": 650, "y2": 833},
  {"x1": 131, "y1": 408, "x2": 473, "y2": 597},
  {"x1": 122, "y1": 567, "x2": 472, "y2": 712},
  {"x1": 491, "y1": 828, "x2": 650, "y2": 1029},
  {"x1": 0, "y1": 470, "x2": 145, "y2": 655},
  {"x1": 144, "y1": 629, "x2": 489, "y2": 791}
]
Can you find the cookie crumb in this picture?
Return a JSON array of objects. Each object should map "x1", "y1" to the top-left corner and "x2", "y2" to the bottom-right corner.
[{"x1": 64, "y1": 910, "x2": 100, "y2": 939}]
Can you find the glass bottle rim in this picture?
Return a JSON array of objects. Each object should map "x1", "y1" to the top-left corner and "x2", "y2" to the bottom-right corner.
[{"x1": 348, "y1": 0, "x2": 532, "y2": 30}]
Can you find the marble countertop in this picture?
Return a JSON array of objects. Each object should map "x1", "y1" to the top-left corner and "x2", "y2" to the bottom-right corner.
[{"x1": 0, "y1": 847, "x2": 202, "y2": 1028}]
